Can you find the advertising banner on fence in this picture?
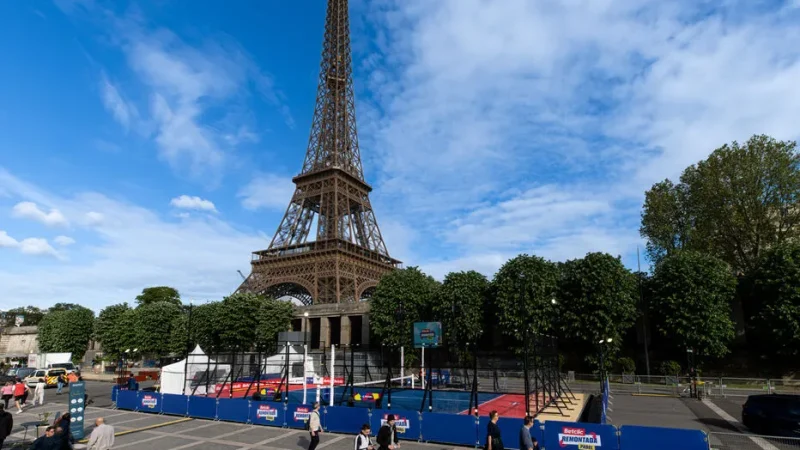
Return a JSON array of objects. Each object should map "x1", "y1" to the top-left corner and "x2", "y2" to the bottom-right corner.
[
  {"x1": 544, "y1": 421, "x2": 618, "y2": 450},
  {"x1": 141, "y1": 393, "x2": 159, "y2": 410}
]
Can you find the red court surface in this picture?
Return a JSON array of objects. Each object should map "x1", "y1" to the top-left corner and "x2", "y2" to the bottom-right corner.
[{"x1": 468, "y1": 393, "x2": 553, "y2": 418}]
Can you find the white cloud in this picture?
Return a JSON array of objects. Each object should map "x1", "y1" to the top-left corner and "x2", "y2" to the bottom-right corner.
[
  {"x1": 85, "y1": 211, "x2": 104, "y2": 225},
  {"x1": 54, "y1": 236, "x2": 76, "y2": 246},
  {"x1": 0, "y1": 231, "x2": 17, "y2": 248},
  {"x1": 11, "y1": 201, "x2": 68, "y2": 227},
  {"x1": 357, "y1": 0, "x2": 800, "y2": 271},
  {"x1": 99, "y1": 72, "x2": 136, "y2": 131},
  {"x1": 238, "y1": 174, "x2": 295, "y2": 211},
  {"x1": 0, "y1": 230, "x2": 60, "y2": 258},
  {"x1": 0, "y1": 169, "x2": 266, "y2": 309},
  {"x1": 18, "y1": 238, "x2": 59, "y2": 257},
  {"x1": 170, "y1": 195, "x2": 217, "y2": 213}
]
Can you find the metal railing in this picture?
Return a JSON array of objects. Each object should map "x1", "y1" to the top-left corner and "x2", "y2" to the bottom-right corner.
[
  {"x1": 710, "y1": 431, "x2": 800, "y2": 450},
  {"x1": 568, "y1": 374, "x2": 800, "y2": 398}
]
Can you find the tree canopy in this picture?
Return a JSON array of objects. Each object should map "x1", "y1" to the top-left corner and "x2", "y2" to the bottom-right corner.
[
  {"x1": 650, "y1": 251, "x2": 737, "y2": 360},
  {"x1": 37, "y1": 306, "x2": 95, "y2": 363},
  {"x1": 641, "y1": 135, "x2": 800, "y2": 273},
  {"x1": 747, "y1": 243, "x2": 800, "y2": 359},
  {"x1": 1, "y1": 306, "x2": 45, "y2": 327},
  {"x1": 493, "y1": 254, "x2": 560, "y2": 342},
  {"x1": 556, "y1": 252, "x2": 638, "y2": 367},
  {"x1": 432, "y1": 271, "x2": 488, "y2": 355},
  {"x1": 135, "y1": 286, "x2": 182, "y2": 306},
  {"x1": 93, "y1": 303, "x2": 132, "y2": 359},
  {"x1": 370, "y1": 267, "x2": 440, "y2": 352}
]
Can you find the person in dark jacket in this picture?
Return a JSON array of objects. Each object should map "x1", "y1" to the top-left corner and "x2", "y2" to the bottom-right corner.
[
  {"x1": 0, "y1": 404, "x2": 13, "y2": 448},
  {"x1": 486, "y1": 410, "x2": 503, "y2": 450},
  {"x1": 29, "y1": 425, "x2": 61, "y2": 450},
  {"x1": 55, "y1": 413, "x2": 73, "y2": 448},
  {"x1": 376, "y1": 415, "x2": 396, "y2": 450}
]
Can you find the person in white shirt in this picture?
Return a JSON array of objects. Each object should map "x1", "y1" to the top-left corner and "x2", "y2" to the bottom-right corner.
[
  {"x1": 87, "y1": 417, "x2": 115, "y2": 450},
  {"x1": 354, "y1": 423, "x2": 374, "y2": 450},
  {"x1": 33, "y1": 378, "x2": 45, "y2": 406}
]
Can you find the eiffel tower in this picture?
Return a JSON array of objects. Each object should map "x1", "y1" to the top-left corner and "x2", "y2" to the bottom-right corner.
[{"x1": 239, "y1": 0, "x2": 400, "y2": 306}]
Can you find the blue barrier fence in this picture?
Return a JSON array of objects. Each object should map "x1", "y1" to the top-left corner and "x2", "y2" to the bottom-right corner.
[{"x1": 113, "y1": 389, "x2": 710, "y2": 449}]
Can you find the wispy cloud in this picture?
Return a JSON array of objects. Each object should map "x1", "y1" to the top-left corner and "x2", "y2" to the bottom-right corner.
[
  {"x1": 357, "y1": 0, "x2": 800, "y2": 275},
  {"x1": 59, "y1": 3, "x2": 293, "y2": 179},
  {"x1": 99, "y1": 72, "x2": 136, "y2": 131},
  {"x1": 0, "y1": 169, "x2": 266, "y2": 309},
  {"x1": 54, "y1": 235, "x2": 76, "y2": 246},
  {"x1": 170, "y1": 195, "x2": 217, "y2": 213},
  {"x1": 238, "y1": 174, "x2": 295, "y2": 211}
]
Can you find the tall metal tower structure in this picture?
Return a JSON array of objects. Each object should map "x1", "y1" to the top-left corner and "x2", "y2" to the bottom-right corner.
[{"x1": 238, "y1": 0, "x2": 400, "y2": 305}]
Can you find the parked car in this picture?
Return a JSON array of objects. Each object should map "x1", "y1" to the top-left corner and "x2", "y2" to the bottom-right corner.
[
  {"x1": 24, "y1": 368, "x2": 67, "y2": 389},
  {"x1": 49, "y1": 362, "x2": 80, "y2": 376},
  {"x1": 742, "y1": 394, "x2": 800, "y2": 436},
  {"x1": 7, "y1": 367, "x2": 36, "y2": 381}
]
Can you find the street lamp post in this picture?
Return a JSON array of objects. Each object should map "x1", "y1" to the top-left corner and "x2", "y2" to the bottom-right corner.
[
  {"x1": 303, "y1": 312, "x2": 309, "y2": 404},
  {"x1": 598, "y1": 338, "x2": 612, "y2": 393}
]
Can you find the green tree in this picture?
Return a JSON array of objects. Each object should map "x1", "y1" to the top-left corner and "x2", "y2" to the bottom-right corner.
[
  {"x1": 48, "y1": 303, "x2": 84, "y2": 312},
  {"x1": 432, "y1": 271, "x2": 488, "y2": 356},
  {"x1": 132, "y1": 301, "x2": 182, "y2": 357},
  {"x1": 641, "y1": 135, "x2": 800, "y2": 273},
  {"x1": 617, "y1": 357, "x2": 636, "y2": 374},
  {"x1": 556, "y1": 253, "x2": 638, "y2": 367},
  {"x1": 493, "y1": 254, "x2": 560, "y2": 344},
  {"x1": 93, "y1": 303, "x2": 132, "y2": 360},
  {"x1": 37, "y1": 307, "x2": 96, "y2": 363},
  {"x1": 659, "y1": 360, "x2": 682, "y2": 376},
  {"x1": 747, "y1": 243, "x2": 800, "y2": 358},
  {"x1": 1, "y1": 306, "x2": 45, "y2": 327},
  {"x1": 370, "y1": 267, "x2": 440, "y2": 353},
  {"x1": 215, "y1": 292, "x2": 264, "y2": 351},
  {"x1": 135, "y1": 286, "x2": 182, "y2": 306},
  {"x1": 255, "y1": 297, "x2": 294, "y2": 349},
  {"x1": 650, "y1": 251, "x2": 737, "y2": 359},
  {"x1": 640, "y1": 179, "x2": 694, "y2": 264}
]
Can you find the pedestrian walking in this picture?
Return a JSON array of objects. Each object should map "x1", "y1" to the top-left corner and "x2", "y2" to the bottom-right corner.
[
  {"x1": 87, "y1": 417, "x2": 115, "y2": 450},
  {"x1": 486, "y1": 410, "x2": 503, "y2": 450},
  {"x1": 33, "y1": 378, "x2": 46, "y2": 406},
  {"x1": 1, "y1": 381, "x2": 13, "y2": 409},
  {"x1": 354, "y1": 423, "x2": 374, "y2": 450},
  {"x1": 21, "y1": 380, "x2": 32, "y2": 406},
  {"x1": 519, "y1": 416, "x2": 538, "y2": 450},
  {"x1": 376, "y1": 415, "x2": 397, "y2": 450},
  {"x1": 0, "y1": 404, "x2": 13, "y2": 449},
  {"x1": 13, "y1": 379, "x2": 26, "y2": 414},
  {"x1": 307, "y1": 402, "x2": 322, "y2": 450},
  {"x1": 56, "y1": 373, "x2": 67, "y2": 395}
]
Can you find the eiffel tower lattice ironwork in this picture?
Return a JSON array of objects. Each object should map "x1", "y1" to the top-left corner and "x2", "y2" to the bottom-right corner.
[{"x1": 238, "y1": 0, "x2": 400, "y2": 305}]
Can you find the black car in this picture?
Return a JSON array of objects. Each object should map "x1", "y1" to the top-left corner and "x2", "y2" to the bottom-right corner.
[{"x1": 742, "y1": 394, "x2": 800, "y2": 436}]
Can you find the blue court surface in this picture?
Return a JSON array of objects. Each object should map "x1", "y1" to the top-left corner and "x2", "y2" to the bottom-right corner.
[{"x1": 287, "y1": 386, "x2": 502, "y2": 413}]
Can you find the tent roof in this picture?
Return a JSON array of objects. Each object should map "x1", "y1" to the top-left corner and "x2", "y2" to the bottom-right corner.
[{"x1": 162, "y1": 345, "x2": 210, "y2": 373}]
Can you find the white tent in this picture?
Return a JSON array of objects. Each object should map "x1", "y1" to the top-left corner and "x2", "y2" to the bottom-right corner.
[
  {"x1": 159, "y1": 345, "x2": 231, "y2": 395},
  {"x1": 263, "y1": 345, "x2": 316, "y2": 383}
]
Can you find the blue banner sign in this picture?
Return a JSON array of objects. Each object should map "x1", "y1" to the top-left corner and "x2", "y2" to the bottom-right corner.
[
  {"x1": 68, "y1": 381, "x2": 86, "y2": 440},
  {"x1": 413, "y1": 322, "x2": 442, "y2": 348}
]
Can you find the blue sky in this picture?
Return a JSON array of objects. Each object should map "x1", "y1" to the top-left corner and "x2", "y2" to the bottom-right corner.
[{"x1": 2, "y1": 0, "x2": 800, "y2": 311}]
